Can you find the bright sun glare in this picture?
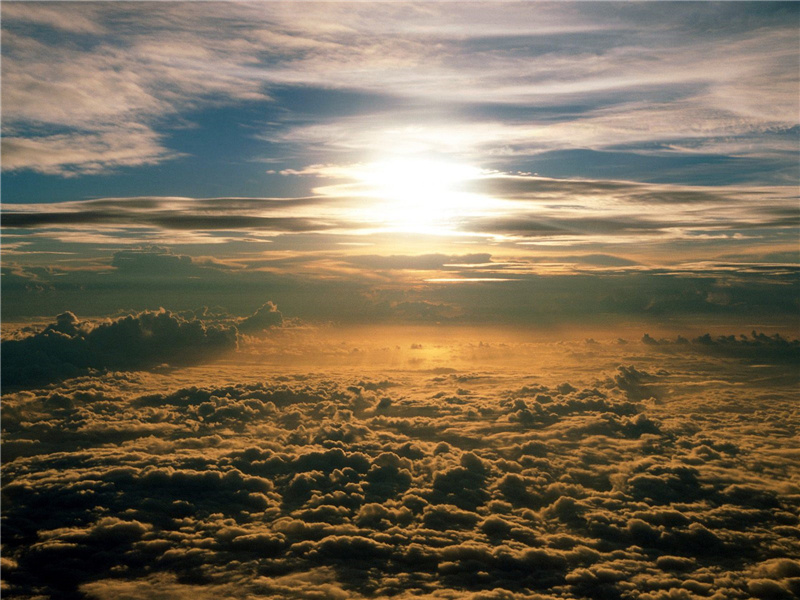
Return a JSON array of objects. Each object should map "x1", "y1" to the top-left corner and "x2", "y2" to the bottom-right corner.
[{"x1": 355, "y1": 158, "x2": 489, "y2": 234}]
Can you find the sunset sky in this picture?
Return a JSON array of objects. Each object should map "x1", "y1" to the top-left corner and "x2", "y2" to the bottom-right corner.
[
  {"x1": 2, "y1": 1, "x2": 798, "y2": 327},
  {"x1": 2, "y1": 3, "x2": 800, "y2": 600}
]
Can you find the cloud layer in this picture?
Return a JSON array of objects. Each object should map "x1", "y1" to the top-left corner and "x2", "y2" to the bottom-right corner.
[
  {"x1": 2, "y1": 243, "x2": 798, "y2": 329},
  {"x1": 3, "y1": 6, "x2": 798, "y2": 597},
  {"x1": 2, "y1": 332, "x2": 798, "y2": 598},
  {"x1": 3, "y1": 173, "x2": 798, "y2": 286}
]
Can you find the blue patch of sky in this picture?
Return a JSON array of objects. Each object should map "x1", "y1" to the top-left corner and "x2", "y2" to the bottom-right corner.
[
  {"x1": 449, "y1": 80, "x2": 708, "y2": 124},
  {"x1": 269, "y1": 85, "x2": 405, "y2": 119},
  {"x1": 3, "y1": 85, "x2": 409, "y2": 204},
  {"x1": 452, "y1": 30, "x2": 642, "y2": 56},
  {"x1": 508, "y1": 148, "x2": 794, "y2": 187},
  {"x1": 580, "y1": 1, "x2": 799, "y2": 33},
  {"x1": 2, "y1": 20, "x2": 98, "y2": 52}
]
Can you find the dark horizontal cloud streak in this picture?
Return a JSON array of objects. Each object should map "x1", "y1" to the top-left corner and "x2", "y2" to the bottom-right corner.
[{"x1": 2, "y1": 196, "x2": 346, "y2": 232}]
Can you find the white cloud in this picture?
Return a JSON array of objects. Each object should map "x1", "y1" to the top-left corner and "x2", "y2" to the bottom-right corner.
[
  {"x1": 1, "y1": 126, "x2": 180, "y2": 176},
  {"x1": 2, "y1": 3, "x2": 796, "y2": 176},
  {"x1": 1, "y1": 2, "x2": 106, "y2": 34}
]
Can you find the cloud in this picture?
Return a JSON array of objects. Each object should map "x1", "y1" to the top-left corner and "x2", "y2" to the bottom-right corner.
[
  {"x1": 3, "y1": 175, "x2": 797, "y2": 267},
  {"x1": 345, "y1": 253, "x2": 493, "y2": 271},
  {"x1": 641, "y1": 331, "x2": 800, "y2": 363},
  {"x1": 1, "y1": 3, "x2": 798, "y2": 596},
  {"x1": 2, "y1": 197, "x2": 343, "y2": 232},
  {"x1": 3, "y1": 245, "x2": 799, "y2": 326},
  {"x1": 111, "y1": 247, "x2": 215, "y2": 275},
  {"x1": 1, "y1": 2, "x2": 106, "y2": 34},
  {"x1": 1, "y1": 127, "x2": 180, "y2": 177},
  {"x1": 239, "y1": 301, "x2": 284, "y2": 333},
  {"x1": 2, "y1": 4, "x2": 271, "y2": 175},
  {"x1": 2, "y1": 3, "x2": 797, "y2": 178},
  {"x1": 554, "y1": 254, "x2": 640, "y2": 267},
  {"x1": 2, "y1": 344, "x2": 798, "y2": 598},
  {"x1": 450, "y1": 174, "x2": 798, "y2": 243},
  {"x1": 1, "y1": 309, "x2": 237, "y2": 387}
]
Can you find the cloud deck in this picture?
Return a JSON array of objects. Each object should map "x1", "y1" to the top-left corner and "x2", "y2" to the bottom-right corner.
[{"x1": 3, "y1": 333, "x2": 798, "y2": 599}]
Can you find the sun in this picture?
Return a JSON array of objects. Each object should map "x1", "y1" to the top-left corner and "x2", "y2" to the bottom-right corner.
[
  {"x1": 308, "y1": 156, "x2": 499, "y2": 235},
  {"x1": 353, "y1": 157, "x2": 487, "y2": 234}
]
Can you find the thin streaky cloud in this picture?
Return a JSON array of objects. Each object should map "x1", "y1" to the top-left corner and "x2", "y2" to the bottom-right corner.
[{"x1": 2, "y1": 2, "x2": 797, "y2": 178}]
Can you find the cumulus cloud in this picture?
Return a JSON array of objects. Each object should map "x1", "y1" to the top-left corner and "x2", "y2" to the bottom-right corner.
[
  {"x1": 239, "y1": 301, "x2": 284, "y2": 333},
  {"x1": 1, "y1": 309, "x2": 237, "y2": 387},
  {"x1": 641, "y1": 331, "x2": 800, "y2": 362},
  {"x1": 2, "y1": 336, "x2": 798, "y2": 598}
]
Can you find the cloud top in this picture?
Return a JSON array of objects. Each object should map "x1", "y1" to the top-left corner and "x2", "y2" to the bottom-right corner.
[
  {"x1": 2, "y1": 345, "x2": 798, "y2": 598},
  {"x1": 1, "y1": 309, "x2": 237, "y2": 387}
]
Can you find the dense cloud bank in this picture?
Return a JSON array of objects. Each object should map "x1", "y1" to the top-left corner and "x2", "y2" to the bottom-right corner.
[
  {"x1": 3, "y1": 247, "x2": 799, "y2": 326},
  {"x1": 1, "y1": 304, "x2": 288, "y2": 388},
  {"x1": 1, "y1": 310, "x2": 237, "y2": 387},
  {"x1": 641, "y1": 331, "x2": 800, "y2": 362},
  {"x1": 2, "y1": 353, "x2": 798, "y2": 599}
]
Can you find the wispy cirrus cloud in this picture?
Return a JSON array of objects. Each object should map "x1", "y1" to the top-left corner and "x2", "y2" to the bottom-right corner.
[
  {"x1": 1, "y1": 127, "x2": 181, "y2": 177},
  {"x1": 2, "y1": 3, "x2": 797, "y2": 180}
]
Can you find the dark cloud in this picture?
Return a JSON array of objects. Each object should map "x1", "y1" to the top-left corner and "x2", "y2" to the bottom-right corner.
[
  {"x1": 1, "y1": 248, "x2": 364, "y2": 320},
  {"x1": 385, "y1": 300, "x2": 464, "y2": 322},
  {"x1": 111, "y1": 247, "x2": 220, "y2": 275},
  {"x1": 238, "y1": 301, "x2": 283, "y2": 332},
  {"x1": 1, "y1": 309, "x2": 237, "y2": 387},
  {"x1": 553, "y1": 254, "x2": 640, "y2": 267},
  {"x1": 463, "y1": 214, "x2": 755, "y2": 238},
  {"x1": 641, "y1": 331, "x2": 800, "y2": 363},
  {"x1": 472, "y1": 175, "x2": 791, "y2": 207},
  {"x1": 2, "y1": 209, "x2": 337, "y2": 233},
  {"x1": 452, "y1": 174, "x2": 798, "y2": 239},
  {"x1": 3, "y1": 243, "x2": 800, "y2": 328},
  {"x1": 2, "y1": 196, "x2": 345, "y2": 233}
]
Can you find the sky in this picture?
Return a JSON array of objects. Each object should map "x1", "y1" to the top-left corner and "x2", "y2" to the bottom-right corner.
[
  {"x1": 2, "y1": 3, "x2": 800, "y2": 599},
  {"x1": 1, "y1": 1, "x2": 798, "y2": 328}
]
